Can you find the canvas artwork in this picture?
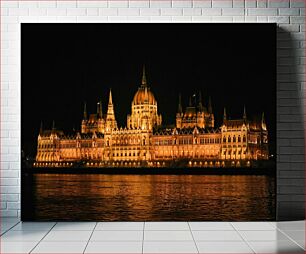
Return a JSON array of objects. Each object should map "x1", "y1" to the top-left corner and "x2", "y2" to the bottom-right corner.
[{"x1": 22, "y1": 24, "x2": 276, "y2": 221}]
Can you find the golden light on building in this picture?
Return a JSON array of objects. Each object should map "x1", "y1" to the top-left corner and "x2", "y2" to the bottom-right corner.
[{"x1": 35, "y1": 66, "x2": 269, "y2": 168}]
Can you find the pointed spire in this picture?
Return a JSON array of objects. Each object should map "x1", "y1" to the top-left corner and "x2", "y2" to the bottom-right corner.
[
  {"x1": 108, "y1": 89, "x2": 113, "y2": 105},
  {"x1": 97, "y1": 101, "x2": 102, "y2": 119},
  {"x1": 178, "y1": 93, "x2": 182, "y2": 113},
  {"x1": 208, "y1": 96, "x2": 213, "y2": 114},
  {"x1": 83, "y1": 101, "x2": 87, "y2": 120},
  {"x1": 39, "y1": 121, "x2": 43, "y2": 134},
  {"x1": 262, "y1": 112, "x2": 265, "y2": 124},
  {"x1": 223, "y1": 107, "x2": 227, "y2": 122},
  {"x1": 243, "y1": 105, "x2": 247, "y2": 120},
  {"x1": 141, "y1": 65, "x2": 147, "y2": 87},
  {"x1": 198, "y1": 91, "x2": 203, "y2": 111},
  {"x1": 52, "y1": 120, "x2": 55, "y2": 130},
  {"x1": 189, "y1": 96, "x2": 192, "y2": 107}
]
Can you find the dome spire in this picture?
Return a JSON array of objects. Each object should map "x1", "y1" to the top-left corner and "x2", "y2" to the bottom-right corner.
[
  {"x1": 141, "y1": 65, "x2": 147, "y2": 87},
  {"x1": 178, "y1": 93, "x2": 183, "y2": 113},
  {"x1": 83, "y1": 101, "x2": 87, "y2": 120},
  {"x1": 223, "y1": 107, "x2": 227, "y2": 122},
  {"x1": 243, "y1": 105, "x2": 247, "y2": 120}
]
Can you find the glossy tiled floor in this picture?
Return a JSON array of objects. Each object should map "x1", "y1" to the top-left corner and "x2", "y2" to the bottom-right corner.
[{"x1": 0, "y1": 218, "x2": 304, "y2": 253}]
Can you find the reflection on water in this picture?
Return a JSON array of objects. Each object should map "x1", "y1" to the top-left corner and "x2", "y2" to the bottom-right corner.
[{"x1": 28, "y1": 174, "x2": 275, "y2": 221}]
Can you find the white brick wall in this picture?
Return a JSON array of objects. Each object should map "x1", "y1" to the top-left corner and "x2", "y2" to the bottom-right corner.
[{"x1": 1, "y1": 0, "x2": 305, "y2": 219}]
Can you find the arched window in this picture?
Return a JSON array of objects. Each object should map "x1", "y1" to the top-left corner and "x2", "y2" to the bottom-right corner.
[
  {"x1": 233, "y1": 136, "x2": 236, "y2": 142},
  {"x1": 238, "y1": 136, "x2": 241, "y2": 142},
  {"x1": 223, "y1": 136, "x2": 226, "y2": 143},
  {"x1": 228, "y1": 136, "x2": 231, "y2": 142},
  {"x1": 243, "y1": 135, "x2": 246, "y2": 142}
]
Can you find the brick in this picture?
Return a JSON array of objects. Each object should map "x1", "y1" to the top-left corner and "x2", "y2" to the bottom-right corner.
[
  {"x1": 233, "y1": 0, "x2": 244, "y2": 7},
  {"x1": 212, "y1": 0, "x2": 233, "y2": 8},
  {"x1": 0, "y1": 178, "x2": 18, "y2": 186},
  {"x1": 29, "y1": 8, "x2": 48, "y2": 16},
  {"x1": 1, "y1": 202, "x2": 7, "y2": 210},
  {"x1": 57, "y1": 1, "x2": 77, "y2": 8},
  {"x1": 268, "y1": 16, "x2": 290, "y2": 23},
  {"x1": 0, "y1": 194, "x2": 19, "y2": 202},
  {"x1": 290, "y1": 0, "x2": 305, "y2": 7},
  {"x1": 245, "y1": 0, "x2": 256, "y2": 7},
  {"x1": 247, "y1": 8, "x2": 278, "y2": 15},
  {"x1": 172, "y1": 16, "x2": 192, "y2": 21},
  {"x1": 127, "y1": 16, "x2": 150, "y2": 21},
  {"x1": 67, "y1": 8, "x2": 87, "y2": 16},
  {"x1": 99, "y1": 8, "x2": 118, "y2": 16},
  {"x1": 278, "y1": 24, "x2": 300, "y2": 32},
  {"x1": 278, "y1": 8, "x2": 300, "y2": 15},
  {"x1": 290, "y1": 16, "x2": 305, "y2": 24},
  {"x1": 257, "y1": 16, "x2": 268, "y2": 22},
  {"x1": 108, "y1": 0, "x2": 128, "y2": 8},
  {"x1": 183, "y1": 8, "x2": 202, "y2": 15},
  {"x1": 129, "y1": 0, "x2": 149, "y2": 7},
  {"x1": 280, "y1": 171, "x2": 304, "y2": 178},
  {"x1": 38, "y1": 1, "x2": 57, "y2": 8},
  {"x1": 7, "y1": 202, "x2": 20, "y2": 210},
  {"x1": 192, "y1": 16, "x2": 212, "y2": 21},
  {"x1": 193, "y1": 0, "x2": 211, "y2": 7},
  {"x1": 77, "y1": 1, "x2": 108, "y2": 8},
  {"x1": 172, "y1": 0, "x2": 192, "y2": 7},
  {"x1": 118, "y1": 8, "x2": 140, "y2": 16},
  {"x1": 202, "y1": 8, "x2": 222, "y2": 15},
  {"x1": 150, "y1": 0, "x2": 172, "y2": 8},
  {"x1": 161, "y1": 8, "x2": 183, "y2": 16},
  {"x1": 222, "y1": 8, "x2": 245, "y2": 15},
  {"x1": 140, "y1": 8, "x2": 160, "y2": 16},
  {"x1": 268, "y1": 0, "x2": 290, "y2": 8},
  {"x1": 86, "y1": 8, "x2": 99, "y2": 16},
  {"x1": 257, "y1": 0, "x2": 267, "y2": 8},
  {"x1": 0, "y1": 170, "x2": 19, "y2": 178},
  {"x1": 212, "y1": 16, "x2": 233, "y2": 22},
  {"x1": 0, "y1": 210, "x2": 18, "y2": 217},
  {"x1": 47, "y1": 8, "x2": 67, "y2": 16}
]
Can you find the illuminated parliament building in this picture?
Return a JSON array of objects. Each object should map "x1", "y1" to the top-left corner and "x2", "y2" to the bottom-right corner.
[{"x1": 34, "y1": 67, "x2": 269, "y2": 168}]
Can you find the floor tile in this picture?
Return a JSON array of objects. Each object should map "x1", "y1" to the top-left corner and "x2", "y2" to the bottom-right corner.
[
  {"x1": 193, "y1": 230, "x2": 243, "y2": 241},
  {"x1": 85, "y1": 241, "x2": 143, "y2": 253},
  {"x1": 90, "y1": 230, "x2": 143, "y2": 241},
  {"x1": 274, "y1": 221, "x2": 305, "y2": 231},
  {"x1": 0, "y1": 230, "x2": 48, "y2": 242},
  {"x1": 231, "y1": 222, "x2": 276, "y2": 231},
  {"x1": 11, "y1": 222, "x2": 55, "y2": 231},
  {"x1": 282, "y1": 230, "x2": 305, "y2": 249},
  {"x1": 0, "y1": 218, "x2": 21, "y2": 224},
  {"x1": 239, "y1": 230, "x2": 291, "y2": 241},
  {"x1": 197, "y1": 241, "x2": 253, "y2": 253},
  {"x1": 32, "y1": 241, "x2": 87, "y2": 253},
  {"x1": 145, "y1": 222, "x2": 190, "y2": 230},
  {"x1": 144, "y1": 230, "x2": 193, "y2": 241},
  {"x1": 52, "y1": 222, "x2": 96, "y2": 231},
  {"x1": 0, "y1": 241, "x2": 38, "y2": 253},
  {"x1": 143, "y1": 241, "x2": 198, "y2": 253},
  {"x1": 42, "y1": 230, "x2": 92, "y2": 242},
  {"x1": 248, "y1": 240, "x2": 305, "y2": 253},
  {"x1": 189, "y1": 222, "x2": 234, "y2": 231},
  {"x1": 96, "y1": 222, "x2": 143, "y2": 231}
]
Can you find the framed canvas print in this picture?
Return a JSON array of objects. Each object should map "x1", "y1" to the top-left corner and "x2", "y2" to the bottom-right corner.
[{"x1": 21, "y1": 23, "x2": 276, "y2": 221}]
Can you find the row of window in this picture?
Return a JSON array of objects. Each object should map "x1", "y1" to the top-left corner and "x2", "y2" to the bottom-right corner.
[{"x1": 222, "y1": 135, "x2": 246, "y2": 143}]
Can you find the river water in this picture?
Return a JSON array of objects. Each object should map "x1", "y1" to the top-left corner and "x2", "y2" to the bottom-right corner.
[{"x1": 24, "y1": 173, "x2": 275, "y2": 221}]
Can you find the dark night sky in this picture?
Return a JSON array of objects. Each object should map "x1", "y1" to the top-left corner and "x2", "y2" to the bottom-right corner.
[{"x1": 22, "y1": 23, "x2": 276, "y2": 157}]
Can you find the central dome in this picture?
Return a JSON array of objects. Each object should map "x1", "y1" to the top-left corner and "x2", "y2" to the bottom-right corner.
[
  {"x1": 133, "y1": 87, "x2": 156, "y2": 105},
  {"x1": 132, "y1": 65, "x2": 157, "y2": 105}
]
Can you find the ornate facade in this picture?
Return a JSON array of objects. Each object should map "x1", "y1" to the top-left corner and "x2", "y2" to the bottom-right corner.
[{"x1": 35, "y1": 67, "x2": 269, "y2": 168}]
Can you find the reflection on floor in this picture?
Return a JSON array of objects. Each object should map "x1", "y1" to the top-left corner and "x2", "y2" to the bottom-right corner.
[{"x1": 1, "y1": 218, "x2": 304, "y2": 253}]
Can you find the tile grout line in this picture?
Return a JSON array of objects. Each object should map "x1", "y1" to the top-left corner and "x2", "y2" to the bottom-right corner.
[
  {"x1": 141, "y1": 221, "x2": 145, "y2": 254},
  {"x1": 276, "y1": 227, "x2": 305, "y2": 251},
  {"x1": 0, "y1": 220, "x2": 20, "y2": 236},
  {"x1": 82, "y1": 222, "x2": 98, "y2": 254},
  {"x1": 229, "y1": 222, "x2": 256, "y2": 254},
  {"x1": 187, "y1": 222, "x2": 200, "y2": 254},
  {"x1": 29, "y1": 222, "x2": 58, "y2": 254}
]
